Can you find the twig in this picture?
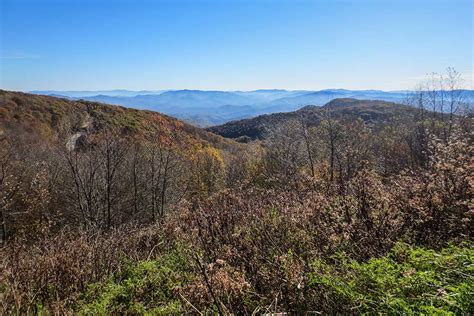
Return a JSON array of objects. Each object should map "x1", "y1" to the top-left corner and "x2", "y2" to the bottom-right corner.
[
  {"x1": 194, "y1": 254, "x2": 224, "y2": 315},
  {"x1": 179, "y1": 292, "x2": 203, "y2": 315}
]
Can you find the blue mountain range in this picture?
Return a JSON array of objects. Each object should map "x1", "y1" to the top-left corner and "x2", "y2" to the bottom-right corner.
[{"x1": 30, "y1": 89, "x2": 474, "y2": 127}]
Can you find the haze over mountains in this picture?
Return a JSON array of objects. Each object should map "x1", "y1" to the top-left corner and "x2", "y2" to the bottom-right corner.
[
  {"x1": 29, "y1": 90, "x2": 167, "y2": 98},
  {"x1": 30, "y1": 89, "x2": 474, "y2": 127}
]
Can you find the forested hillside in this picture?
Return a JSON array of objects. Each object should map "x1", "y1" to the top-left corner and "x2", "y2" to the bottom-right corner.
[
  {"x1": 207, "y1": 98, "x2": 424, "y2": 140},
  {"x1": 1, "y1": 78, "x2": 473, "y2": 314},
  {"x1": 0, "y1": 90, "x2": 233, "y2": 149},
  {"x1": 0, "y1": 90, "x2": 243, "y2": 234}
]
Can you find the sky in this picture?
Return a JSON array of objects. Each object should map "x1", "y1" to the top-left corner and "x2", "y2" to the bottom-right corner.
[{"x1": 0, "y1": 0, "x2": 472, "y2": 91}]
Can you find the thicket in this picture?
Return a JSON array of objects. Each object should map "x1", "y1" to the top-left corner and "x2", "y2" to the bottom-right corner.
[{"x1": 0, "y1": 69, "x2": 473, "y2": 314}]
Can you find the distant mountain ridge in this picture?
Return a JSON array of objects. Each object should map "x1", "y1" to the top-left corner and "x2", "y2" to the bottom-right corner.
[
  {"x1": 30, "y1": 90, "x2": 167, "y2": 98},
  {"x1": 30, "y1": 89, "x2": 474, "y2": 127}
]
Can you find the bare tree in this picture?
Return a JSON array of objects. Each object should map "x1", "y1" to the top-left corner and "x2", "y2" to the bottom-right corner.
[
  {"x1": 263, "y1": 119, "x2": 305, "y2": 183},
  {"x1": 143, "y1": 130, "x2": 188, "y2": 222},
  {"x1": 317, "y1": 109, "x2": 345, "y2": 187},
  {"x1": 64, "y1": 137, "x2": 101, "y2": 227},
  {"x1": 129, "y1": 142, "x2": 144, "y2": 216},
  {"x1": 0, "y1": 135, "x2": 16, "y2": 241},
  {"x1": 97, "y1": 128, "x2": 127, "y2": 229},
  {"x1": 445, "y1": 67, "x2": 464, "y2": 138},
  {"x1": 297, "y1": 114, "x2": 316, "y2": 178},
  {"x1": 406, "y1": 68, "x2": 466, "y2": 168}
]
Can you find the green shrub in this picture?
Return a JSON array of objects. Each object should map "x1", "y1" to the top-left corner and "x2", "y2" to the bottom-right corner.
[
  {"x1": 78, "y1": 249, "x2": 193, "y2": 314},
  {"x1": 307, "y1": 243, "x2": 474, "y2": 314}
]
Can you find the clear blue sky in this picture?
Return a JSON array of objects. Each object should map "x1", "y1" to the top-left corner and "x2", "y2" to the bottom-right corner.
[{"x1": 1, "y1": 0, "x2": 472, "y2": 91}]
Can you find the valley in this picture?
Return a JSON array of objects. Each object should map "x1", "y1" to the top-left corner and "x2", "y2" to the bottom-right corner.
[{"x1": 33, "y1": 88, "x2": 471, "y2": 127}]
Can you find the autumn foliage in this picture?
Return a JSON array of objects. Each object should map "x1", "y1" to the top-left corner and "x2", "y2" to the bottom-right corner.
[{"x1": 0, "y1": 74, "x2": 473, "y2": 314}]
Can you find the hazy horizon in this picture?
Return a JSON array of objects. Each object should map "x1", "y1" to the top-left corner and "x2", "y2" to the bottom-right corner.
[{"x1": 28, "y1": 88, "x2": 415, "y2": 93}]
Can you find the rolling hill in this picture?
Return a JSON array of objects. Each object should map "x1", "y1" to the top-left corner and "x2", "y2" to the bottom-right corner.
[
  {"x1": 0, "y1": 90, "x2": 235, "y2": 151},
  {"x1": 206, "y1": 98, "x2": 421, "y2": 140}
]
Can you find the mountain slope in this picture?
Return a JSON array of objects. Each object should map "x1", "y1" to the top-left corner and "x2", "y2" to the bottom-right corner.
[
  {"x1": 0, "y1": 90, "x2": 234, "y2": 150},
  {"x1": 207, "y1": 98, "x2": 420, "y2": 140}
]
